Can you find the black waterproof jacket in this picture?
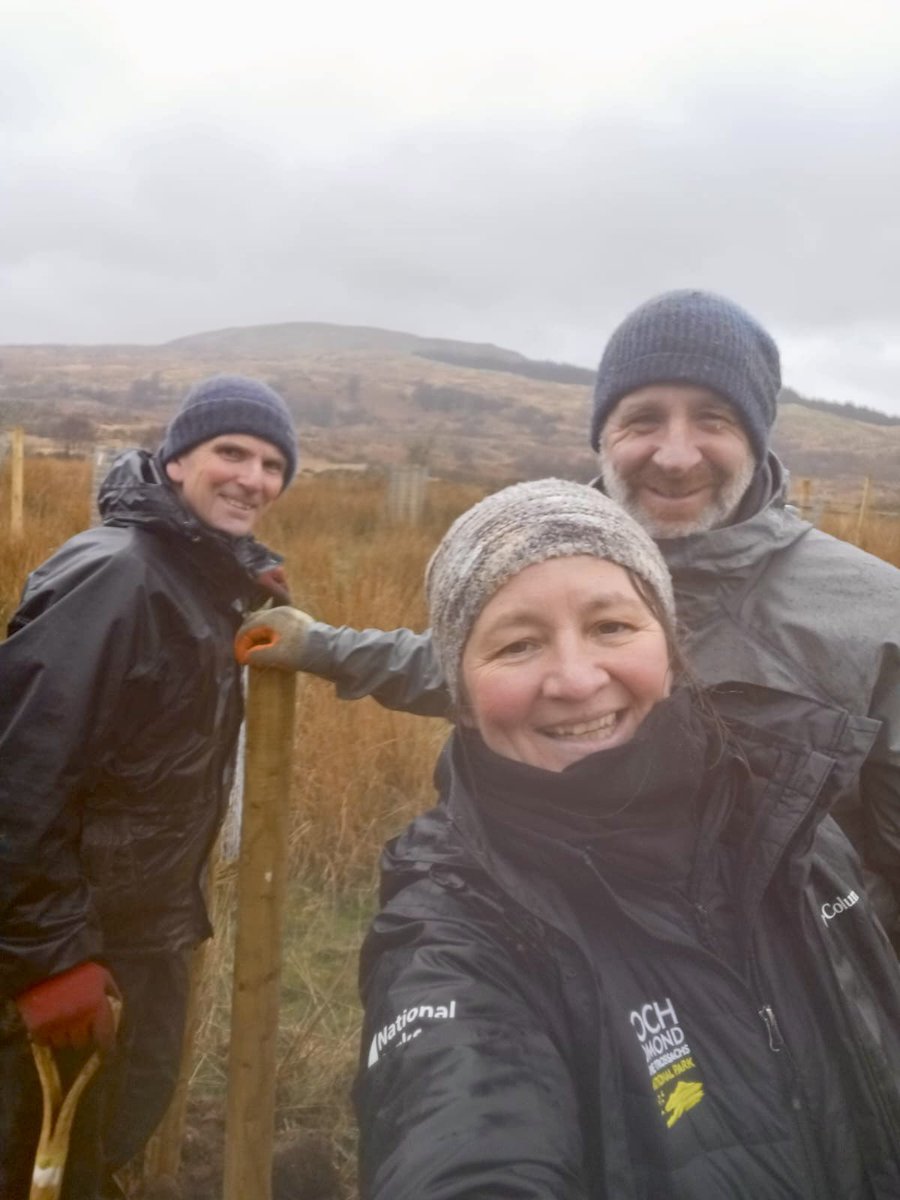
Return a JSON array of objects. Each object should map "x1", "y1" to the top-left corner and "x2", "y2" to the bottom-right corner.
[
  {"x1": 0, "y1": 451, "x2": 281, "y2": 996},
  {"x1": 355, "y1": 687, "x2": 900, "y2": 1199}
]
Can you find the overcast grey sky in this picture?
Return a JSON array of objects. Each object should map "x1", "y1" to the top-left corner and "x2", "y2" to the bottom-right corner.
[{"x1": 3, "y1": 0, "x2": 900, "y2": 414}]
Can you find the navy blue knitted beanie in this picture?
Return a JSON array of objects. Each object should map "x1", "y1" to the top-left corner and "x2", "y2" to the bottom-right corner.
[
  {"x1": 160, "y1": 375, "x2": 298, "y2": 484},
  {"x1": 590, "y1": 290, "x2": 781, "y2": 461}
]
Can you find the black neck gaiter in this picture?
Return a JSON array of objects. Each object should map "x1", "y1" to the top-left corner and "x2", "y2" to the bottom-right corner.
[{"x1": 456, "y1": 690, "x2": 720, "y2": 887}]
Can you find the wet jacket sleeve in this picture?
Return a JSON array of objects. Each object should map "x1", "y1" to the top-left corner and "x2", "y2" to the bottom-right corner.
[
  {"x1": 355, "y1": 883, "x2": 588, "y2": 1200},
  {"x1": 860, "y1": 640, "x2": 900, "y2": 905},
  {"x1": 298, "y1": 622, "x2": 451, "y2": 717},
  {"x1": 0, "y1": 545, "x2": 141, "y2": 995}
]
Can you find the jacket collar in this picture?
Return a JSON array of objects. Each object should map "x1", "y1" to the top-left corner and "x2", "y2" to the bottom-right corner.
[{"x1": 383, "y1": 685, "x2": 878, "y2": 939}]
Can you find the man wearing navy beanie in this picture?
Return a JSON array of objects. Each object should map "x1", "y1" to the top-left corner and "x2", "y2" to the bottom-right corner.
[
  {"x1": 586, "y1": 291, "x2": 899, "y2": 940},
  {"x1": 590, "y1": 289, "x2": 780, "y2": 537},
  {"x1": 154, "y1": 373, "x2": 297, "y2": 538},
  {"x1": 0, "y1": 375, "x2": 297, "y2": 1197}
]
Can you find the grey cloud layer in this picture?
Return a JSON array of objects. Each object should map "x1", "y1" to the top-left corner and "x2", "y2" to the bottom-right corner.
[{"x1": 2, "y1": 77, "x2": 899, "y2": 411}]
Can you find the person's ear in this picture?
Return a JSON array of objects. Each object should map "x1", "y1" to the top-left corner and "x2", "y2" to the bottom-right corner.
[{"x1": 165, "y1": 459, "x2": 184, "y2": 485}]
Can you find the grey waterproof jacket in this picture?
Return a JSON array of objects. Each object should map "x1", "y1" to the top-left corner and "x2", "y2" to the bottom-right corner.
[
  {"x1": 298, "y1": 455, "x2": 900, "y2": 916},
  {"x1": 356, "y1": 687, "x2": 900, "y2": 1200},
  {"x1": 0, "y1": 451, "x2": 282, "y2": 997}
]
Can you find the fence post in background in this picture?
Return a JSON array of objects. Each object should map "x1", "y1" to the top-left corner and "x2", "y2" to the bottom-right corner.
[
  {"x1": 853, "y1": 476, "x2": 871, "y2": 547},
  {"x1": 10, "y1": 426, "x2": 24, "y2": 538},
  {"x1": 223, "y1": 666, "x2": 297, "y2": 1200},
  {"x1": 797, "y1": 477, "x2": 811, "y2": 518},
  {"x1": 387, "y1": 464, "x2": 428, "y2": 524}
]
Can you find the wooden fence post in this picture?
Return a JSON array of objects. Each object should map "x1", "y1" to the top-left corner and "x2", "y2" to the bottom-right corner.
[
  {"x1": 223, "y1": 666, "x2": 297, "y2": 1200},
  {"x1": 797, "y1": 477, "x2": 811, "y2": 518},
  {"x1": 10, "y1": 426, "x2": 24, "y2": 538},
  {"x1": 853, "y1": 476, "x2": 871, "y2": 547}
]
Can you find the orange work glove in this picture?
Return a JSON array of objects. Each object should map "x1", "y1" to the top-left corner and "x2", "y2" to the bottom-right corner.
[
  {"x1": 16, "y1": 962, "x2": 121, "y2": 1053},
  {"x1": 235, "y1": 606, "x2": 315, "y2": 669}
]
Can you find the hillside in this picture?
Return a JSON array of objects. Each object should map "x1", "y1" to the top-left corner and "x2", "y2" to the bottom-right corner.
[
  {"x1": 0, "y1": 323, "x2": 897, "y2": 508},
  {"x1": 163, "y1": 321, "x2": 529, "y2": 368}
]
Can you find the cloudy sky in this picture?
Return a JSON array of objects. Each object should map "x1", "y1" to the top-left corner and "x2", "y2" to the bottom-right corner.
[{"x1": 3, "y1": 0, "x2": 900, "y2": 414}]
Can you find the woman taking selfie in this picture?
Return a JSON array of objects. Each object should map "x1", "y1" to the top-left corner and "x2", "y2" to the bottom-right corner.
[{"x1": 354, "y1": 479, "x2": 900, "y2": 1199}]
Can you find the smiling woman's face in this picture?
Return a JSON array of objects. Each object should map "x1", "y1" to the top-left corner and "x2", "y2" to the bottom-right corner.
[{"x1": 460, "y1": 556, "x2": 671, "y2": 772}]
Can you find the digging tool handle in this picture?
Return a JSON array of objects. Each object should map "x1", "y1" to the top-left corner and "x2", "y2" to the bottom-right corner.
[{"x1": 28, "y1": 998, "x2": 123, "y2": 1200}]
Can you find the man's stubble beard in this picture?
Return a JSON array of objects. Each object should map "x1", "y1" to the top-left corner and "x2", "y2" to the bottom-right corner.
[{"x1": 598, "y1": 447, "x2": 756, "y2": 539}]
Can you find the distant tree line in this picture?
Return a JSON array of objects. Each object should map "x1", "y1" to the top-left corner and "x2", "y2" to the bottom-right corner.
[
  {"x1": 778, "y1": 387, "x2": 900, "y2": 427},
  {"x1": 416, "y1": 352, "x2": 899, "y2": 427},
  {"x1": 415, "y1": 350, "x2": 595, "y2": 387}
]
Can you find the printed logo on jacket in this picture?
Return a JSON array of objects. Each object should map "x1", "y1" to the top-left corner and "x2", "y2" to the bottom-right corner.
[
  {"x1": 821, "y1": 889, "x2": 859, "y2": 924},
  {"x1": 367, "y1": 999, "x2": 457, "y2": 1067},
  {"x1": 629, "y1": 996, "x2": 705, "y2": 1128}
]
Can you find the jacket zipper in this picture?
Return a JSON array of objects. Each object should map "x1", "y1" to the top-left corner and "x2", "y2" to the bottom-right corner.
[
  {"x1": 688, "y1": 883, "x2": 830, "y2": 1199},
  {"x1": 748, "y1": 955, "x2": 830, "y2": 1200},
  {"x1": 758, "y1": 1004, "x2": 784, "y2": 1053}
]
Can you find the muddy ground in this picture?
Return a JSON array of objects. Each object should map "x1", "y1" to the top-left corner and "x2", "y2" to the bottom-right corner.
[{"x1": 130, "y1": 1101, "x2": 343, "y2": 1200}]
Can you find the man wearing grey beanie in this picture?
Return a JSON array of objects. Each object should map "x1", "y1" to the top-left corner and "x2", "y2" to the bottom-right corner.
[
  {"x1": 0, "y1": 374, "x2": 298, "y2": 1198},
  {"x1": 240, "y1": 290, "x2": 900, "y2": 944}
]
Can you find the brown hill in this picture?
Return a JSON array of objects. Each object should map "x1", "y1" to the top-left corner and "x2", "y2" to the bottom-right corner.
[{"x1": 163, "y1": 321, "x2": 529, "y2": 367}]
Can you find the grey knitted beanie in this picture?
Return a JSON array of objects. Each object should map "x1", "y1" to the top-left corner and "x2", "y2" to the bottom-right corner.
[
  {"x1": 160, "y1": 375, "x2": 298, "y2": 484},
  {"x1": 426, "y1": 478, "x2": 675, "y2": 704},
  {"x1": 590, "y1": 290, "x2": 781, "y2": 461}
]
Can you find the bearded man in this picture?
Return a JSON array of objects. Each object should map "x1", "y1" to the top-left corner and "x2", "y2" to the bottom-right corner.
[{"x1": 238, "y1": 291, "x2": 900, "y2": 935}]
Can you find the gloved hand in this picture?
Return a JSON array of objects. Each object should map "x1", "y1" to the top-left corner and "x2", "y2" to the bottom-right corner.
[
  {"x1": 235, "y1": 606, "x2": 316, "y2": 669},
  {"x1": 16, "y1": 962, "x2": 121, "y2": 1052}
]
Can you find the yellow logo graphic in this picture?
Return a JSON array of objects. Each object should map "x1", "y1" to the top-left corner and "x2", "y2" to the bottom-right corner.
[{"x1": 664, "y1": 1079, "x2": 705, "y2": 1127}]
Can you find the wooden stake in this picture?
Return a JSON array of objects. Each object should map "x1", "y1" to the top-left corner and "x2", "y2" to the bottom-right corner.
[
  {"x1": 853, "y1": 476, "x2": 871, "y2": 547},
  {"x1": 10, "y1": 426, "x2": 24, "y2": 538},
  {"x1": 223, "y1": 667, "x2": 297, "y2": 1200}
]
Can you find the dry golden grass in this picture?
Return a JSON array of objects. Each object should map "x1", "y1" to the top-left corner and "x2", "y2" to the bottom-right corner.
[
  {"x1": 818, "y1": 506, "x2": 900, "y2": 566},
  {"x1": 0, "y1": 456, "x2": 91, "y2": 629},
  {"x1": 1, "y1": 458, "x2": 898, "y2": 1197}
]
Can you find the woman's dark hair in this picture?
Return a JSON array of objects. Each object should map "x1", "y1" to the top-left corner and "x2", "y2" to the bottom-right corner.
[{"x1": 623, "y1": 568, "x2": 690, "y2": 686}]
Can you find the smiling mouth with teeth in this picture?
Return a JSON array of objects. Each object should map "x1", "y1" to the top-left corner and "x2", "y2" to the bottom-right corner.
[{"x1": 543, "y1": 712, "x2": 619, "y2": 739}]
